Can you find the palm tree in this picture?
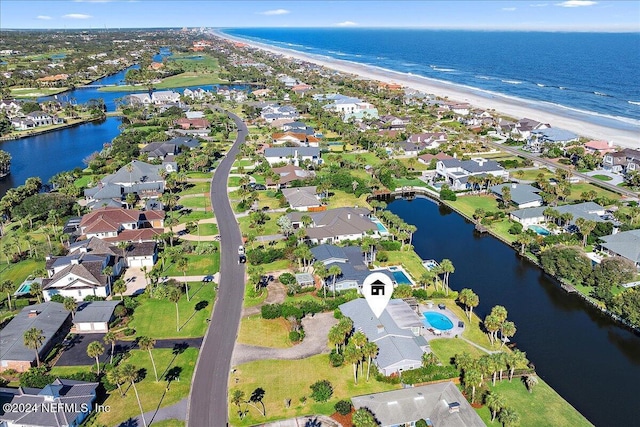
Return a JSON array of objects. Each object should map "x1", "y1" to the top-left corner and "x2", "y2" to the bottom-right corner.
[
  {"x1": 103, "y1": 331, "x2": 117, "y2": 364},
  {"x1": 515, "y1": 233, "x2": 533, "y2": 256},
  {"x1": 351, "y1": 331, "x2": 368, "y2": 376},
  {"x1": 463, "y1": 369, "x2": 482, "y2": 403},
  {"x1": 87, "y1": 341, "x2": 105, "y2": 374},
  {"x1": 313, "y1": 261, "x2": 328, "y2": 298},
  {"x1": 112, "y1": 279, "x2": 127, "y2": 300},
  {"x1": 524, "y1": 375, "x2": 538, "y2": 393},
  {"x1": 167, "y1": 285, "x2": 182, "y2": 332},
  {"x1": 484, "y1": 314, "x2": 501, "y2": 346},
  {"x1": 485, "y1": 391, "x2": 506, "y2": 422},
  {"x1": 30, "y1": 282, "x2": 43, "y2": 304},
  {"x1": 300, "y1": 214, "x2": 313, "y2": 228},
  {"x1": 439, "y1": 259, "x2": 455, "y2": 295},
  {"x1": 23, "y1": 327, "x2": 45, "y2": 367},
  {"x1": 137, "y1": 336, "x2": 158, "y2": 382},
  {"x1": 120, "y1": 364, "x2": 147, "y2": 427},
  {"x1": 507, "y1": 349, "x2": 528, "y2": 382},
  {"x1": 344, "y1": 343, "x2": 361, "y2": 384},
  {"x1": 107, "y1": 366, "x2": 124, "y2": 396},
  {"x1": 0, "y1": 280, "x2": 14, "y2": 310},
  {"x1": 176, "y1": 255, "x2": 190, "y2": 301},
  {"x1": 363, "y1": 341, "x2": 379, "y2": 381},
  {"x1": 328, "y1": 265, "x2": 342, "y2": 298},
  {"x1": 63, "y1": 296, "x2": 77, "y2": 320},
  {"x1": 575, "y1": 217, "x2": 596, "y2": 247},
  {"x1": 328, "y1": 325, "x2": 343, "y2": 353},
  {"x1": 498, "y1": 407, "x2": 520, "y2": 427},
  {"x1": 231, "y1": 389, "x2": 246, "y2": 419},
  {"x1": 500, "y1": 321, "x2": 516, "y2": 348},
  {"x1": 117, "y1": 241, "x2": 130, "y2": 265},
  {"x1": 102, "y1": 266, "x2": 114, "y2": 290}
]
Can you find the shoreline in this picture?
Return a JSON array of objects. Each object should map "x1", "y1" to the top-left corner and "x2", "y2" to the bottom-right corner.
[
  {"x1": 214, "y1": 30, "x2": 639, "y2": 150},
  {"x1": 0, "y1": 116, "x2": 105, "y2": 142}
]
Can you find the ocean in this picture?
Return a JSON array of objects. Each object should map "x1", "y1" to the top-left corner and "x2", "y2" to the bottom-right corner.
[{"x1": 225, "y1": 28, "x2": 640, "y2": 130}]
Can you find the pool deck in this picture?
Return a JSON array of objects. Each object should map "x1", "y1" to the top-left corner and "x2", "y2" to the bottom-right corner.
[{"x1": 419, "y1": 304, "x2": 465, "y2": 340}]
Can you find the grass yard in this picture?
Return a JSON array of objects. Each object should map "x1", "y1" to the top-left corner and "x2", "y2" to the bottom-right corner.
[
  {"x1": 591, "y1": 174, "x2": 613, "y2": 181},
  {"x1": 474, "y1": 377, "x2": 592, "y2": 427},
  {"x1": 128, "y1": 283, "x2": 215, "y2": 339},
  {"x1": 179, "y1": 195, "x2": 210, "y2": 209},
  {"x1": 566, "y1": 182, "x2": 620, "y2": 203},
  {"x1": 447, "y1": 195, "x2": 499, "y2": 218},
  {"x1": 197, "y1": 222, "x2": 219, "y2": 236},
  {"x1": 169, "y1": 209, "x2": 213, "y2": 225},
  {"x1": 429, "y1": 338, "x2": 487, "y2": 364},
  {"x1": 486, "y1": 218, "x2": 520, "y2": 244},
  {"x1": 258, "y1": 259, "x2": 292, "y2": 272},
  {"x1": 168, "y1": 54, "x2": 220, "y2": 71},
  {"x1": 229, "y1": 354, "x2": 399, "y2": 425},
  {"x1": 0, "y1": 258, "x2": 45, "y2": 288},
  {"x1": 228, "y1": 176, "x2": 243, "y2": 187},
  {"x1": 376, "y1": 250, "x2": 428, "y2": 283},
  {"x1": 233, "y1": 159, "x2": 254, "y2": 168},
  {"x1": 10, "y1": 87, "x2": 69, "y2": 97},
  {"x1": 393, "y1": 177, "x2": 427, "y2": 188},
  {"x1": 178, "y1": 181, "x2": 210, "y2": 196},
  {"x1": 434, "y1": 299, "x2": 497, "y2": 350},
  {"x1": 146, "y1": 420, "x2": 184, "y2": 427},
  {"x1": 244, "y1": 284, "x2": 268, "y2": 308},
  {"x1": 73, "y1": 175, "x2": 96, "y2": 188},
  {"x1": 95, "y1": 348, "x2": 198, "y2": 427},
  {"x1": 326, "y1": 190, "x2": 371, "y2": 210},
  {"x1": 238, "y1": 213, "x2": 283, "y2": 237},
  {"x1": 237, "y1": 315, "x2": 292, "y2": 348},
  {"x1": 512, "y1": 168, "x2": 553, "y2": 181},
  {"x1": 162, "y1": 250, "x2": 220, "y2": 276},
  {"x1": 186, "y1": 171, "x2": 212, "y2": 179}
]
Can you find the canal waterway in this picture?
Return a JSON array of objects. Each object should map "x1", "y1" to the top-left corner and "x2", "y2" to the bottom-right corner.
[{"x1": 388, "y1": 196, "x2": 640, "y2": 427}]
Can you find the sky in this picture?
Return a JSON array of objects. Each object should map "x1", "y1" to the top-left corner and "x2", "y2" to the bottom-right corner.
[{"x1": 1, "y1": 1, "x2": 638, "y2": 32}]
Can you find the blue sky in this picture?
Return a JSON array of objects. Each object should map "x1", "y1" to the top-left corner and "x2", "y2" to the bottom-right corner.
[{"x1": 1, "y1": 1, "x2": 638, "y2": 32}]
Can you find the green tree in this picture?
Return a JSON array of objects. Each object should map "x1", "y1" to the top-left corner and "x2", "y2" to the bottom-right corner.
[
  {"x1": 63, "y1": 296, "x2": 77, "y2": 320},
  {"x1": 30, "y1": 282, "x2": 43, "y2": 304},
  {"x1": 486, "y1": 391, "x2": 506, "y2": 422},
  {"x1": 507, "y1": 349, "x2": 528, "y2": 382},
  {"x1": 463, "y1": 369, "x2": 482, "y2": 403},
  {"x1": 309, "y1": 379, "x2": 333, "y2": 402},
  {"x1": 137, "y1": 336, "x2": 158, "y2": 382},
  {"x1": 439, "y1": 258, "x2": 455, "y2": 294},
  {"x1": 176, "y1": 255, "x2": 190, "y2": 301},
  {"x1": 231, "y1": 389, "x2": 247, "y2": 420},
  {"x1": 167, "y1": 285, "x2": 183, "y2": 332},
  {"x1": 23, "y1": 327, "x2": 45, "y2": 367},
  {"x1": 344, "y1": 343, "x2": 362, "y2": 384},
  {"x1": 0, "y1": 280, "x2": 14, "y2": 310},
  {"x1": 328, "y1": 265, "x2": 342, "y2": 298},
  {"x1": 499, "y1": 407, "x2": 520, "y2": 427},
  {"x1": 107, "y1": 366, "x2": 124, "y2": 396},
  {"x1": 86, "y1": 341, "x2": 105, "y2": 374},
  {"x1": 500, "y1": 321, "x2": 516, "y2": 348},
  {"x1": 525, "y1": 375, "x2": 538, "y2": 393},
  {"x1": 363, "y1": 341, "x2": 379, "y2": 381},
  {"x1": 103, "y1": 331, "x2": 117, "y2": 365},
  {"x1": 112, "y1": 279, "x2": 126, "y2": 300},
  {"x1": 352, "y1": 407, "x2": 379, "y2": 427}
]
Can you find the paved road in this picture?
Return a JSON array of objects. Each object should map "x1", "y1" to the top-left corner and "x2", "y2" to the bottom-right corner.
[{"x1": 187, "y1": 110, "x2": 248, "y2": 427}]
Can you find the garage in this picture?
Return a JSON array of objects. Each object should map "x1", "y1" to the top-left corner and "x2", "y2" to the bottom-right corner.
[{"x1": 72, "y1": 301, "x2": 121, "y2": 334}]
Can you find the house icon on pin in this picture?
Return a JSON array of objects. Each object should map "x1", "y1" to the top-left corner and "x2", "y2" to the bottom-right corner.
[{"x1": 371, "y1": 280, "x2": 385, "y2": 296}]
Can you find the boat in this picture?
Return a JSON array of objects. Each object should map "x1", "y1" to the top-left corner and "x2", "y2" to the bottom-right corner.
[{"x1": 422, "y1": 259, "x2": 440, "y2": 270}]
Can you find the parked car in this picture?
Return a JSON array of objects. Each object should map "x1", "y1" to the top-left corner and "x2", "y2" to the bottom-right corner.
[{"x1": 238, "y1": 245, "x2": 245, "y2": 255}]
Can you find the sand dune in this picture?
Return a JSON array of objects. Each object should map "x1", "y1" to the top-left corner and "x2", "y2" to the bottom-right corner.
[{"x1": 216, "y1": 31, "x2": 639, "y2": 150}]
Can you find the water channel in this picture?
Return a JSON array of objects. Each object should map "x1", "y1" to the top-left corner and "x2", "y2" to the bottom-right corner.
[{"x1": 388, "y1": 196, "x2": 640, "y2": 427}]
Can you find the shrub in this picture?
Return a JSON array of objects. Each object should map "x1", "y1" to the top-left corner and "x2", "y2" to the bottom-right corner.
[
  {"x1": 376, "y1": 252, "x2": 389, "y2": 263},
  {"x1": 84, "y1": 295, "x2": 105, "y2": 302},
  {"x1": 379, "y1": 240, "x2": 401, "y2": 251},
  {"x1": 123, "y1": 296, "x2": 139, "y2": 311},
  {"x1": 335, "y1": 399, "x2": 352, "y2": 415},
  {"x1": 261, "y1": 303, "x2": 283, "y2": 319},
  {"x1": 49, "y1": 294, "x2": 65, "y2": 303},
  {"x1": 412, "y1": 289, "x2": 429, "y2": 300},
  {"x1": 334, "y1": 309, "x2": 343, "y2": 319},
  {"x1": 19, "y1": 367, "x2": 53, "y2": 388},
  {"x1": 309, "y1": 379, "x2": 333, "y2": 402},
  {"x1": 508, "y1": 222, "x2": 523, "y2": 235},
  {"x1": 281, "y1": 304, "x2": 304, "y2": 320},
  {"x1": 289, "y1": 331, "x2": 302, "y2": 342},
  {"x1": 440, "y1": 185, "x2": 457, "y2": 201},
  {"x1": 246, "y1": 248, "x2": 285, "y2": 265},
  {"x1": 279, "y1": 273, "x2": 296, "y2": 285},
  {"x1": 416, "y1": 420, "x2": 429, "y2": 427},
  {"x1": 400, "y1": 365, "x2": 460, "y2": 385},
  {"x1": 329, "y1": 351, "x2": 344, "y2": 367},
  {"x1": 123, "y1": 327, "x2": 136, "y2": 336}
]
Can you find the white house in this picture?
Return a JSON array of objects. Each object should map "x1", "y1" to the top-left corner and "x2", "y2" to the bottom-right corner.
[
  {"x1": 436, "y1": 158, "x2": 509, "y2": 190},
  {"x1": 263, "y1": 147, "x2": 321, "y2": 166},
  {"x1": 287, "y1": 207, "x2": 381, "y2": 244}
]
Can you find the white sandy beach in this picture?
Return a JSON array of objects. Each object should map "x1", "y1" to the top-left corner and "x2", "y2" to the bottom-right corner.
[{"x1": 216, "y1": 31, "x2": 639, "y2": 150}]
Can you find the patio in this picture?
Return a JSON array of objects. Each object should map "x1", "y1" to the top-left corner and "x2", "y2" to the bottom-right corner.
[{"x1": 419, "y1": 303, "x2": 465, "y2": 340}]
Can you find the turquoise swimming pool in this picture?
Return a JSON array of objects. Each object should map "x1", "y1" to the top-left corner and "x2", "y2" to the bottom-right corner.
[
  {"x1": 14, "y1": 283, "x2": 32, "y2": 296},
  {"x1": 388, "y1": 266, "x2": 412, "y2": 285},
  {"x1": 423, "y1": 312, "x2": 454, "y2": 331},
  {"x1": 528, "y1": 225, "x2": 550, "y2": 236}
]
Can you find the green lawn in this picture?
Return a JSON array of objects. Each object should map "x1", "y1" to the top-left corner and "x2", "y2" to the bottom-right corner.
[
  {"x1": 98, "y1": 72, "x2": 224, "y2": 92},
  {"x1": 146, "y1": 420, "x2": 184, "y2": 427},
  {"x1": 393, "y1": 177, "x2": 427, "y2": 188},
  {"x1": 229, "y1": 354, "x2": 399, "y2": 425},
  {"x1": 168, "y1": 210, "x2": 213, "y2": 225},
  {"x1": 128, "y1": 284, "x2": 215, "y2": 339},
  {"x1": 197, "y1": 223, "x2": 219, "y2": 236},
  {"x1": 178, "y1": 181, "x2": 210, "y2": 196},
  {"x1": 258, "y1": 259, "x2": 292, "y2": 272},
  {"x1": 447, "y1": 195, "x2": 500, "y2": 218},
  {"x1": 429, "y1": 338, "x2": 487, "y2": 365},
  {"x1": 237, "y1": 315, "x2": 292, "y2": 348},
  {"x1": 186, "y1": 171, "x2": 212, "y2": 179},
  {"x1": 228, "y1": 176, "x2": 243, "y2": 187},
  {"x1": 486, "y1": 218, "x2": 520, "y2": 244},
  {"x1": 10, "y1": 87, "x2": 69, "y2": 97},
  {"x1": 179, "y1": 196, "x2": 210, "y2": 209},
  {"x1": 474, "y1": 377, "x2": 592, "y2": 427},
  {"x1": 376, "y1": 250, "x2": 428, "y2": 283},
  {"x1": 566, "y1": 183, "x2": 620, "y2": 203},
  {"x1": 238, "y1": 213, "x2": 283, "y2": 237},
  {"x1": 73, "y1": 175, "x2": 95, "y2": 188},
  {"x1": 326, "y1": 190, "x2": 371, "y2": 210},
  {"x1": 233, "y1": 159, "x2": 254, "y2": 168},
  {"x1": 95, "y1": 348, "x2": 198, "y2": 426},
  {"x1": 512, "y1": 168, "x2": 553, "y2": 181},
  {"x1": 0, "y1": 258, "x2": 45, "y2": 288},
  {"x1": 591, "y1": 174, "x2": 612, "y2": 181},
  {"x1": 243, "y1": 284, "x2": 268, "y2": 308},
  {"x1": 162, "y1": 250, "x2": 220, "y2": 276},
  {"x1": 435, "y1": 299, "x2": 496, "y2": 350}
]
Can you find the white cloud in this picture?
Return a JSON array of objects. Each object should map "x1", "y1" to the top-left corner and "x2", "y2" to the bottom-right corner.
[
  {"x1": 530, "y1": 3, "x2": 548, "y2": 6},
  {"x1": 259, "y1": 9, "x2": 290, "y2": 16},
  {"x1": 502, "y1": 7, "x2": 517, "y2": 11},
  {"x1": 63, "y1": 13, "x2": 93, "y2": 19},
  {"x1": 555, "y1": 1, "x2": 597, "y2": 7},
  {"x1": 335, "y1": 21, "x2": 358, "y2": 27},
  {"x1": 36, "y1": 15, "x2": 53, "y2": 20}
]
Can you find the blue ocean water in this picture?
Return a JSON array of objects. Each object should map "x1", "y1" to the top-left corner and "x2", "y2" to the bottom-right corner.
[{"x1": 225, "y1": 28, "x2": 640, "y2": 127}]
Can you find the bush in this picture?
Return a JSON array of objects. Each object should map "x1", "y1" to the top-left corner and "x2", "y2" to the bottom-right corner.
[
  {"x1": 329, "y1": 350, "x2": 344, "y2": 367},
  {"x1": 376, "y1": 252, "x2": 389, "y2": 263},
  {"x1": 123, "y1": 297, "x2": 140, "y2": 311},
  {"x1": 261, "y1": 303, "x2": 283, "y2": 319},
  {"x1": 282, "y1": 304, "x2": 304, "y2": 320},
  {"x1": 246, "y1": 248, "x2": 285, "y2": 265},
  {"x1": 334, "y1": 309, "x2": 343, "y2": 319},
  {"x1": 309, "y1": 379, "x2": 333, "y2": 402},
  {"x1": 289, "y1": 331, "x2": 302, "y2": 342},
  {"x1": 335, "y1": 399, "x2": 352, "y2": 415},
  {"x1": 440, "y1": 185, "x2": 457, "y2": 201},
  {"x1": 49, "y1": 294, "x2": 65, "y2": 303},
  {"x1": 279, "y1": 273, "x2": 296, "y2": 285},
  {"x1": 123, "y1": 327, "x2": 136, "y2": 336},
  {"x1": 379, "y1": 240, "x2": 401, "y2": 251},
  {"x1": 508, "y1": 222, "x2": 523, "y2": 235},
  {"x1": 412, "y1": 289, "x2": 429, "y2": 300},
  {"x1": 416, "y1": 420, "x2": 429, "y2": 427},
  {"x1": 19, "y1": 367, "x2": 53, "y2": 388},
  {"x1": 400, "y1": 365, "x2": 460, "y2": 385},
  {"x1": 84, "y1": 295, "x2": 105, "y2": 302}
]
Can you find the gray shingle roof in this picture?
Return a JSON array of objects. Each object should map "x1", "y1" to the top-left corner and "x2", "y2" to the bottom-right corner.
[
  {"x1": 531, "y1": 127, "x2": 578, "y2": 142},
  {"x1": 0, "y1": 303, "x2": 70, "y2": 363},
  {"x1": 281, "y1": 186, "x2": 319, "y2": 208},
  {"x1": 288, "y1": 208, "x2": 376, "y2": 240},
  {"x1": 264, "y1": 147, "x2": 320, "y2": 158},
  {"x1": 490, "y1": 183, "x2": 542, "y2": 206},
  {"x1": 73, "y1": 301, "x2": 121, "y2": 324},
  {"x1": 600, "y1": 229, "x2": 640, "y2": 264}
]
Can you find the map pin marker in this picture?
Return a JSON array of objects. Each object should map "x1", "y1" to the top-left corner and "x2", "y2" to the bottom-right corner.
[{"x1": 362, "y1": 272, "x2": 394, "y2": 318}]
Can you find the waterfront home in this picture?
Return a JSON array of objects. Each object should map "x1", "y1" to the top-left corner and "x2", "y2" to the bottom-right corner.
[
  {"x1": 0, "y1": 378, "x2": 98, "y2": 426},
  {"x1": 259, "y1": 103, "x2": 299, "y2": 122},
  {"x1": 291, "y1": 83, "x2": 313, "y2": 96},
  {"x1": 252, "y1": 88, "x2": 271, "y2": 97},
  {"x1": 125, "y1": 90, "x2": 181, "y2": 106},
  {"x1": 0, "y1": 303, "x2": 71, "y2": 372},
  {"x1": 281, "y1": 186, "x2": 322, "y2": 211},
  {"x1": 351, "y1": 382, "x2": 485, "y2": 427},
  {"x1": 340, "y1": 298, "x2": 426, "y2": 376},
  {"x1": 265, "y1": 164, "x2": 315, "y2": 189},
  {"x1": 287, "y1": 207, "x2": 379, "y2": 244},
  {"x1": 511, "y1": 117, "x2": 549, "y2": 140},
  {"x1": 436, "y1": 158, "x2": 509, "y2": 190},
  {"x1": 79, "y1": 207, "x2": 164, "y2": 242},
  {"x1": 72, "y1": 300, "x2": 122, "y2": 333},
  {"x1": 36, "y1": 73, "x2": 69, "y2": 86},
  {"x1": 263, "y1": 147, "x2": 321, "y2": 166},
  {"x1": 584, "y1": 140, "x2": 615, "y2": 156},
  {"x1": 490, "y1": 183, "x2": 543, "y2": 209},
  {"x1": 599, "y1": 229, "x2": 640, "y2": 269},
  {"x1": 315, "y1": 93, "x2": 379, "y2": 121},
  {"x1": 0, "y1": 99, "x2": 22, "y2": 117},
  {"x1": 510, "y1": 201, "x2": 606, "y2": 227},
  {"x1": 176, "y1": 117, "x2": 210, "y2": 130},
  {"x1": 311, "y1": 244, "x2": 394, "y2": 292},
  {"x1": 403, "y1": 89, "x2": 432, "y2": 106},
  {"x1": 11, "y1": 111, "x2": 63, "y2": 130},
  {"x1": 183, "y1": 87, "x2": 210, "y2": 100},
  {"x1": 418, "y1": 152, "x2": 454, "y2": 166},
  {"x1": 603, "y1": 148, "x2": 640, "y2": 174},
  {"x1": 526, "y1": 128, "x2": 579, "y2": 152},
  {"x1": 277, "y1": 74, "x2": 298, "y2": 87}
]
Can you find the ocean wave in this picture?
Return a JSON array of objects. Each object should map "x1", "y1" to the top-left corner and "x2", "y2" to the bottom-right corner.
[
  {"x1": 502, "y1": 79, "x2": 523, "y2": 85},
  {"x1": 328, "y1": 50, "x2": 348, "y2": 56},
  {"x1": 476, "y1": 76, "x2": 492, "y2": 80},
  {"x1": 629, "y1": 101, "x2": 640, "y2": 106},
  {"x1": 536, "y1": 83, "x2": 545, "y2": 87},
  {"x1": 433, "y1": 67, "x2": 456, "y2": 72},
  {"x1": 594, "y1": 91, "x2": 610, "y2": 97}
]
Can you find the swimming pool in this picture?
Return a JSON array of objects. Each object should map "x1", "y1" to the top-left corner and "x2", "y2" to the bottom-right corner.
[
  {"x1": 375, "y1": 222, "x2": 388, "y2": 232},
  {"x1": 528, "y1": 225, "x2": 550, "y2": 236},
  {"x1": 388, "y1": 267, "x2": 412, "y2": 285},
  {"x1": 423, "y1": 312, "x2": 454, "y2": 331},
  {"x1": 14, "y1": 283, "x2": 32, "y2": 296}
]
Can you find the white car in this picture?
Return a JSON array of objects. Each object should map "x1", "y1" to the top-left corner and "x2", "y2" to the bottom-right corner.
[{"x1": 238, "y1": 245, "x2": 245, "y2": 255}]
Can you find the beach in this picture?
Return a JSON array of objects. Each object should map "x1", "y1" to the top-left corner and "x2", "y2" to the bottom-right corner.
[{"x1": 216, "y1": 31, "x2": 639, "y2": 150}]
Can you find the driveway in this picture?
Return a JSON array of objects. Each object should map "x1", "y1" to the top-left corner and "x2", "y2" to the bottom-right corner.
[
  {"x1": 55, "y1": 335, "x2": 203, "y2": 366},
  {"x1": 584, "y1": 169, "x2": 624, "y2": 186},
  {"x1": 120, "y1": 267, "x2": 148, "y2": 296},
  {"x1": 231, "y1": 312, "x2": 338, "y2": 366}
]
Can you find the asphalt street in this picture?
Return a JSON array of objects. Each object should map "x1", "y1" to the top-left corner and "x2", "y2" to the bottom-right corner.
[{"x1": 186, "y1": 110, "x2": 248, "y2": 427}]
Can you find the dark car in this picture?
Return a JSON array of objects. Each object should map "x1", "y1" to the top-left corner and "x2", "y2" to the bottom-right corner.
[
  {"x1": 239, "y1": 254, "x2": 247, "y2": 264},
  {"x1": 253, "y1": 184, "x2": 266, "y2": 191}
]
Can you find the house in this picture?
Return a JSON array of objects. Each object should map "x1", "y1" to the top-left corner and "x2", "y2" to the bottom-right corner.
[
  {"x1": 418, "y1": 152, "x2": 454, "y2": 166},
  {"x1": 252, "y1": 88, "x2": 271, "y2": 98},
  {"x1": 79, "y1": 207, "x2": 164, "y2": 242},
  {"x1": 436, "y1": 158, "x2": 509, "y2": 190},
  {"x1": 141, "y1": 141, "x2": 177, "y2": 160},
  {"x1": 281, "y1": 121, "x2": 314, "y2": 135},
  {"x1": 291, "y1": 84, "x2": 313, "y2": 96},
  {"x1": 0, "y1": 99, "x2": 22, "y2": 117},
  {"x1": 527, "y1": 128, "x2": 579, "y2": 152},
  {"x1": 266, "y1": 164, "x2": 315, "y2": 188},
  {"x1": 510, "y1": 202, "x2": 606, "y2": 227},
  {"x1": 281, "y1": 186, "x2": 321, "y2": 211},
  {"x1": 124, "y1": 241, "x2": 158, "y2": 267},
  {"x1": 315, "y1": 94, "x2": 379, "y2": 122},
  {"x1": 351, "y1": 382, "x2": 485, "y2": 427},
  {"x1": 511, "y1": 117, "x2": 549, "y2": 140},
  {"x1": 584, "y1": 140, "x2": 615, "y2": 156},
  {"x1": 378, "y1": 82, "x2": 403, "y2": 91},
  {"x1": 490, "y1": 183, "x2": 543, "y2": 209},
  {"x1": 277, "y1": 75, "x2": 298, "y2": 87},
  {"x1": 0, "y1": 378, "x2": 99, "y2": 426},
  {"x1": 603, "y1": 148, "x2": 640, "y2": 174},
  {"x1": 11, "y1": 111, "x2": 63, "y2": 130},
  {"x1": 403, "y1": 89, "x2": 432, "y2": 106},
  {"x1": 83, "y1": 160, "x2": 167, "y2": 209},
  {"x1": 68, "y1": 237, "x2": 156, "y2": 268},
  {"x1": 264, "y1": 147, "x2": 321, "y2": 166},
  {"x1": 0, "y1": 303, "x2": 70, "y2": 372},
  {"x1": 183, "y1": 88, "x2": 210, "y2": 100},
  {"x1": 599, "y1": 229, "x2": 640, "y2": 269},
  {"x1": 378, "y1": 115, "x2": 410, "y2": 129},
  {"x1": 36, "y1": 73, "x2": 69, "y2": 86},
  {"x1": 288, "y1": 207, "x2": 380, "y2": 244},
  {"x1": 340, "y1": 299, "x2": 426, "y2": 376},
  {"x1": 150, "y1": 90, "x2": 181, "y2": 105},
  {"x1": 311, "y1": 244, "x2": 394, "y2": 292},
  {"x1": 408, "y1": 132, "x2": 448, "y2": 149},
  {"x1": 72, "y1": 301, "x2": 122, "y2": 333},
  {"x1": 10, "y1": 117, "x2": 36, "y2": 131},
  {"x1": 260, "y1": 104, "x2": 299, "y2": 122},
  {"x1": 175, "y1": 118, "x2": 210, "y2": 130},
  {"x1": 343, "y1": 107, "x2": 379, "y2": 123}
]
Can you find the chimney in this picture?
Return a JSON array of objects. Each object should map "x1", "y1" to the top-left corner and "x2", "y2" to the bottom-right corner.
[
  {"x1": 28, "y1": 310, "x2": 39, "y2": 318},
  {"x1": 347, "y1": 213, "x2": 351, "y2": 220},
  {"x1": 448, "y1": 402, "x2": 461, "y2": 413},
  {"x1": 377, "y1": 324, "x2": 384, "y2": 334},
  {"x1": 70, "y1": 258, "x2": 79, "y2": 265},
  {"x1": 80, "y1": 247, "x2": 88, "y2": 253}
]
